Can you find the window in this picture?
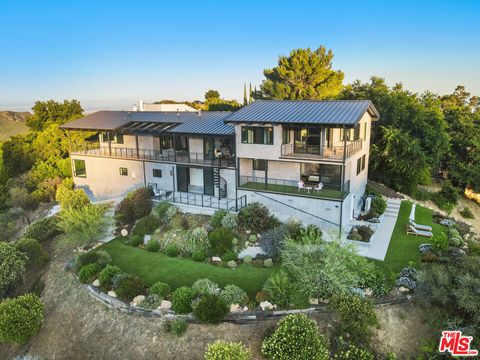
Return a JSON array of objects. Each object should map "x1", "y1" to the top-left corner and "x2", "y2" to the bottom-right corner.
[
  {"x1": 152, "y1": 169, "x2": 162, "y2": 178},
  {"x1": 253, "y1": 159, "x2": 267, "y2": 171},
  {"x1": 357, "y1": 155, "x2": 366, "y2": 175},
  {"x1": 363, "y1": 122, "x2": 367, "y2": 140},
  {"x1": 361, "y1": 154, "x2": 366, "y2": 171},
  {"x1": 73, "y1": 159, "x2": 86, "y2": 178},
  {"x1": 241, "y1": 126, "x2": 273, "y2": 145},
  {"x1": 119, "y1": 167, "x2": 128, "y2": 176},
  {"x1": 282, "y1": 128, "x2": 291, "y2": 144},
  {"x1": 100, "y1": 132, "x2": 124, "y2": 144},
  {"x1": 353, "y1": 124, "x2": 360, "y2": 141}
]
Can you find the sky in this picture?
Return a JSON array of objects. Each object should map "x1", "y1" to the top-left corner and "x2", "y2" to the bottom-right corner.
[{"x1": 0, "y1": 0, "x2": 479, "y2": 112}]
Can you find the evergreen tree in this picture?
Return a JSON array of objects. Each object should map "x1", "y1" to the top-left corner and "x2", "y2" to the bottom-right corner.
[
  {"x1": 249, "y1": 83, "x2": 253, "y2": 103},
  {"x1": 243, "y1": 84, "x2": 248, "y2": 106}
]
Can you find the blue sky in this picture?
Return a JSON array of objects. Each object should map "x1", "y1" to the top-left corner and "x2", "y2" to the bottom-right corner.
[{"x1": 0, "y1": 0, "x2": 479, "y2": 111}]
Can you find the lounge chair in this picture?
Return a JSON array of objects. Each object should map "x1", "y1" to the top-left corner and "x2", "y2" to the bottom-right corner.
[
  {"x1": 409, "y1": 220, "x2": 432, "y2": 232},
  {"x1": 406, "y1": 225, "x2": 433, "y2": 238},
  {"x1": 298, "y1": 181, "x2": 306, "y2": 192},
  {"x1": 313, "y1": 182, "x2": 324, "y2": 192}
]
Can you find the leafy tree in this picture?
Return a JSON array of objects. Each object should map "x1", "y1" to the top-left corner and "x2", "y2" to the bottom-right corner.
[
  {"x1": 55, "y1": 178, "x2": 90, "y2": 210},
  {"x1": 0, "y1": 242, "x2": 27, "y2": 297},
  {"x1": 256, "y1": 46, "x2": 344, "y2": 100},
  {"x1": 204, "y1": 90, "x2": 220, "y2": 100},
  {"x1": 1, "y1": 133, "x2": 37, "y2": 177},
  {"x1": 14, "y1": 237, "x2": 49, "y2": 267},
  {"x1": 8, "y1": 187, "x2": 38, "y2": 224},
  {"x1": 26, "y1": 99, "x2": 83, "y2": 131}
]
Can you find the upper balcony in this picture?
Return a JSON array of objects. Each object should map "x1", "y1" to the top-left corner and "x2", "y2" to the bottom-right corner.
[
  {"x1": 281, "y1": 139, "x2": 363, "y2": 161},
  {"x1": 71, "y1": 145, "x2": 236, "y2": 168}
]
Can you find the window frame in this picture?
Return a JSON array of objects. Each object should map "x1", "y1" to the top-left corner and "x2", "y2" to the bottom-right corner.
[
  {"x1": 119, "y1": 167, "x2": 128, "y2": 176},
  {"x1": 253, "y1": 159, "x2": 267, "y2": 171},
  {"x1": 73, "y1": 159, "x2": 86, "y2": 178},
  {"x1": 241, "y1": 126, "x2": 274, "y2": 145},
  {"x1": 152, "y1": 169, "x2": 162, "y2": 178}
]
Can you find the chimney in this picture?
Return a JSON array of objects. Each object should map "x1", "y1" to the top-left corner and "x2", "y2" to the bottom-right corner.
[{"x1": 198, "y1": 109, "x2": 202, "y2": 117}]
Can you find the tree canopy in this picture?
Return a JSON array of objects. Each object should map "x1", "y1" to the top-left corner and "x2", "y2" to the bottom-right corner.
[
  {"x1": 256, "y1": 46, "x2": 344, "y2": 100},
  {"x1": 26, "y1": 99, "x2": 83, "y2": 131}
]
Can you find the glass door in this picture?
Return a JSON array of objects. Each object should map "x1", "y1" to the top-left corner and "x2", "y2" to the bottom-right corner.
[
  {"x1": 203, "y1": 137, "x2": 214, "y2": 161},
  {"x1": 176, "y1": 166, "x2": 189, "y2": 192},
  {"x1": 203, "y1": 168, "x2": 214, "y2": 196}
]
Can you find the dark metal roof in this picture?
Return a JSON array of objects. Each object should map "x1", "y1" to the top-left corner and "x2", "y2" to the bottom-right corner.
[
  {"x1": 223, "y1": 100, "x2": 379, "y2": 126},
  {"x1": 167, "y1": 112, "x2": 234, "y2": 136}
]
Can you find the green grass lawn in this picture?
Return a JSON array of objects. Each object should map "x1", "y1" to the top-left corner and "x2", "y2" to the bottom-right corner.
[
  {"x1": 100, "y1": 237, "x2": 276, "y2": 297},
  {"x1": 374, "y1": 201, "x2": 448, "y2": 273},
  {"x1": 240, "y1": 181, "x2": 344, "y2": 199}
]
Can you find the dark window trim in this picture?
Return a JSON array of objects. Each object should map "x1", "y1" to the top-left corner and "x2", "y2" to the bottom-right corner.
[
  {"x1": 119, "y1": 167, "x2": 128, "y2": 176},
  {"x1": 253, "y1": 159, "x2": 267, "y2": 171},
  {"x1": 152, "y1": 169, "x2": 162, "y2": 178},
  {"x1": 241, "y1": 126, "x2": 274, "y2": 145}
]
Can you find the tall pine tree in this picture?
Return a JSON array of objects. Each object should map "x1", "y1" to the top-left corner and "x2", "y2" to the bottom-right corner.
[{"x1": 243, "y1": 83, "x2": 248, "y2": 106}]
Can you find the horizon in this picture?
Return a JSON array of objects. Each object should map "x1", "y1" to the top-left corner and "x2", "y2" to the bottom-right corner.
[{"x1": 1, "y1": 0, "x2": 479, "y2": 112}]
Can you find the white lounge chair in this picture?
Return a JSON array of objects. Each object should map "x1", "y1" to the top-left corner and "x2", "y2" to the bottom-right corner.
[
  {"x1": 409, "y1": 220, "x2": 432, "y2": 232},
  {"x1": 313, "y1": 182, "x2": 324, "y2": 192},
  {"x1": 298, "y1": 181, "x2": 306, "y2": 192},
  {"x1": 406, "y1": 225, "x2": 433, "y2": 238}
]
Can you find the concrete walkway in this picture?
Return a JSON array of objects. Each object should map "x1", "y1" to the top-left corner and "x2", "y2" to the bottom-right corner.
[{"x1": 353, "y1": 198, "x2": 402, "y2": 260}]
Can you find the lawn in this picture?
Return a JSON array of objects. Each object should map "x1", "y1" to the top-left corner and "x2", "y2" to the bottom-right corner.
[
  {"x1": 240, "y1": 181, "x2": 344, "y2": 200},
  {"x1": 100, "y1": 237, "x2": 276, "y2": 297},
  {"x1": 374, "y1": 201, "x2": 448, "y2": 273}
]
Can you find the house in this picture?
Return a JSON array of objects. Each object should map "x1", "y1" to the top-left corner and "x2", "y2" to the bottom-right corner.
[
  {"x1": 133, "y1": 99, "x2": 197, "y2": 112},
  {"x1": 60, "y1": 100, "x2": 379, "y2": 232}
]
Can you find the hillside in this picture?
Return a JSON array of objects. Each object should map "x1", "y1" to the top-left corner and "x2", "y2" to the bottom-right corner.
[{"x1": 0, "y1": 111, "x2": 30, "y2": 141}]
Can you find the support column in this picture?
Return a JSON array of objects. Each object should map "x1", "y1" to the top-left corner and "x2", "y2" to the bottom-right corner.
[
  {"x1": 339, "y1": 126, "x2": 348, "y2": 238},
  {"x1": 107, "y1": 132, "x2": 112, "y2": 156},
  {"x1": 135, "y1": 134, "x2": 140, "y2": 159}
]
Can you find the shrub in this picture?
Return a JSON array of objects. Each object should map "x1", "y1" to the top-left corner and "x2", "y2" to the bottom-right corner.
[
  {"x1": 220, "y1": 212, "x2": 237, "y2": 230},
  {"x1": 330, "y1": 295, "x2": 377, "y2": 345},
  {"x1": 114, "y1": 274, "x2": 146, "y2": 301},
  {"x1": 74, "y1": 250, "x2": 111, "y2": 272},
  {"x1": 132, "y1": 214, "x2": 159, "y2": 237},
  {"x1": 371, "y1": 196, "x2": 387, "y2": 215},
  {"x1": 23, "y1": 216, "x2": 61, "y2": 243},
  {"x1": 115, "y1": 187, "x2": 152, "y2": 224},
  {"x1": 208, "y1": 228, "x2": 235, "y2": 255},
  {"x1": 153, "y1": 201, "x2": 172, "y2": 219},
  {"x1": 15, "y1": 237, "x2": 48, "y2": 267},
  {"x1": 171, "y1": 286, "x2": 195, "y2": 314},
  {"x1": 448, "y1": 227, "x2": 463, "y2": 247},
  {"x1": 145, "y1": 239, "x2": 160, "y2": 252},
  {"x1": 165, "y1": 244, "x2": 180, "y2": 257},
  {"x1": 191, "y1": 250, "x2": 206, "y2": 262},
  {"x1": 205, "y1": 340, "x2": 251, "y2": 360},
  {"x1": 431, "y1": 232, "x2": 449, "y2": 251},
  {"x1": 193, "y1": 294, "x2": 228, "y2": 324},
  {"x1": 255, "y1": 291, "x2": 268, "y2": 303},
  {"x1": 238, "y1": 202, "x2": 280, "y2": 233},
  {"x1": 149, "y1": 281, "x2": 172, "y2": 299},
  {"x1": 221, "y1": 250, "x2": 237, "y2": 262},
  {"x1": 126, "y1": 234, "x2": 144, "y2": 247},
  {"x1": 167, "y1": 319, "x2": 187, "y2": 336},
  {"x1": 78, "y1": 263, "x2": 100, "y2": 284},
  {"x1": 333, "y1": 339, "x2": 374, "y2": 360},
  {"x1": 439, "y1": 180, "x2": 460, "y2": 205},
  {"x1": 192, "y1": 278, "x2": 219, "y2": 296},
  {"x1": 431, "y1": 192, "x2": 455, "y2": 214},
  {"x1": 242, "y1": 255, "x2": 252, "y2": 264},
  {"x1": 210, "y1": 209, "x2": 227, "y2": 228},
  {"x1": 248, "y1": 234, "x2": 257, "y2": 243},
  {"x1": 0, "y1": 242, "x2": 27, "y2": 297},
  {"x1": 421, "y1": 251, "x2": 439, "y2": 263},
  {"x1": 98, "y1": 265, "x2": 121, "y2": 285},
  {"x1": 259, "y1": 226, "x2": 288, "y2": 260},
  {"x1": 361, "y1": 265, "x2": 395, "y2": 297},
  {"x1": 227, "y1": 260, "x2": 237, "y2": 268},
  {"x1": 55, "y1": 181, "x2": 90, "y2": 210},
  {"x1": 262, "y1": 271, "x2": 295, "y2": 308},
  {"x1": 263, "y1": 258, "x2": 273, "y2": 268},
  {"x1": 356, "y1": 225, "x2": 374, "y2": 241},
  {"x1": 459, "y1": 207, "x2": 474, "y2": 219},
  {"x1": 0, "y1": 293, "x2": 44, "y2": 344},
  {"x1": 221, "y1": 284, "x2": 248, "y2": 306},
  {"x1": 261, "y1": 314, "x2": 329, "y2": 360}
]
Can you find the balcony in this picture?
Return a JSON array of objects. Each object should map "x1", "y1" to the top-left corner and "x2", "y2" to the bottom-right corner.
[
  {"x1": 71, "y1": 145, "x2": 236, "y2": 168},
  {"x1": 281, "y1": 139, "x2": 362, "y2": 161},
  {"x1": 239, "y1": 175, "x2": 349, "y2": 200}
]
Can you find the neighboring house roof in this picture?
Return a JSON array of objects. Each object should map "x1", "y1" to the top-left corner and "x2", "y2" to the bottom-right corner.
[
  {"x1": 224, "y1": 100, "x2": 379, "y2": 126},
  {"x1": 141, "y1": 103, "x2": 197, "y2": 112}
]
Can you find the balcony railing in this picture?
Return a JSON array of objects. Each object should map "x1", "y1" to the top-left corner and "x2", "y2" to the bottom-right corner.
[
  {"x1": 281, "y1": 139, "x2": 362, "y2": 160},
  {"x1": 151, "y1": 189, "x2": 247, "y2": 211},
  {"x1": 71, "y1": 145, "x2": 236, "y2": 168},
  {"x1": 239, "y1": 175, "x2": 350, "y2": 200}
]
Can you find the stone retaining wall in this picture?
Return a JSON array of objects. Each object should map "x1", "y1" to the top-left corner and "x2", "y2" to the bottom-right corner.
[{"x1": 85, "y1": 285, "x2": 411, "y2": 324}]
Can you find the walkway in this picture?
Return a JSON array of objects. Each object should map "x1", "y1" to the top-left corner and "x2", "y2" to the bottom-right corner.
[{"x1": 353, "y1": 198, "x2": 401, "y2": 260}]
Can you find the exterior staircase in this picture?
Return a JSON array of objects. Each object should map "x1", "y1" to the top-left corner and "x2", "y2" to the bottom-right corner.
[
  {"x1": 213, "y1": 168, "x2": 227, "y2": 198},
  {"x1": 384, "y1": 198, "x2": 401, "y2": 219}
]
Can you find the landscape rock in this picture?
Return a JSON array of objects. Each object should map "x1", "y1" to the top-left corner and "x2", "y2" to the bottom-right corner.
[
  {"x1": 449, "y1": 247, "x2": 466, "y2": 257},
  {"x1": 364, "y1": 288, "x2": 374, "y2": 297},
  {"x1": 227, "y1": 260, "x2": 237, "y2": 268},
  {"x1": 131, "y1": 295, "x2": 145, "y2": 306},
  {"x1": 121, "y1": 229, "x2": 128, "y2": 237},
  {"x1": 92, "y1": 279, "x2": 100, "y2": 287},
  {"x1": 259, "y1": 301, "x2": 274, "y2": 311},
  {"x1": 419, "y1": 244, "x2": 433, "y2": 253},
  {"x1": 158, "y1": 300, "x2": 172, "y2": 310},
  {"x1": 398, "y1": 286, "x2": 410, "y2": 293},
  {"x1": 108, "y1": 290, "x2": 117, "y2": 298},
  {"x1": 242, "y1": 306, "x2": 248, "y2": 311},
  {"x1": 230, "y1": 304, "x2": 241, "y2": 313},
  {"x1": 309, "y1": 298, "x2": 319, "y2": 305},
  {"x1": 211, "y1": 256, "x2": 221, "y2": 263}
]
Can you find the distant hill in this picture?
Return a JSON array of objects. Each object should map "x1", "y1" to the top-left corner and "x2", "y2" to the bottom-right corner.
[{"x1": 0, "y1": 111, "x2": 30, "y2": 141}]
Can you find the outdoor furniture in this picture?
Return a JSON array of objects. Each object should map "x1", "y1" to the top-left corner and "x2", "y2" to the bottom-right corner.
[
  {"x1": 406, "y1": 224, "x2": 433, "y2": 238},
  {"x1": 409, "y1": 220, "x2": 432, "y2": 232},
  {"x1": 153, "y1": 187, "x2": 162, "y2": 197},
  {"x1": 314, "y1": 182, "x2": 324, "y2": 192},
  {"x1": 297, "y1": 181, "x2": 306, "y2": 192},
  {"x1": 308, "y1": 175, "x2": 320, "y2": 182},
  {"x1": 305, "y1": 186, "x2": 313, "y2": 193}
]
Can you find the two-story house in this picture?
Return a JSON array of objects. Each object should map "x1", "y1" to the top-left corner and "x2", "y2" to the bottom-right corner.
[{"x1": 60, "y1": 100, "x2": 379, "y2": 232}]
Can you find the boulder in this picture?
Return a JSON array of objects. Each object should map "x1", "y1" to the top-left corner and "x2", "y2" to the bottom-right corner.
[
  {"x1": 398, "y1": 286, "x2": 410, "y2": 293},
  {"x1": 242, "y1": 306, "x2": 248, "y2": 312},
  {"x1": 449, "y1": 247, "x2": 466, "y2": 257},
  {"x1": 227, "y1": 260, "x2": 237, "y2": 268},
  {"x1": 121, "y1": 229, "x2": 128, "y2": 237},
  {"x1": 92, "y1": 279, "x2": 100, "y2": 287},
  {"x1": 230, "y1": 304, "x2": 241, "y2": 313},
  {"x1": 131, "y1": 295, "x2": 146, "y2": 307},
  {"x1": 364, "y1": 288, "x2": 374, "y2": 297},
  {"x1": 158, "y1": 300, "x2": 172, "y2": 310},
  {"x1": 309, "y1": 298, "x2": 319, "y2": 305},
  {"x1": 419, "y1": 243, "x2": 433, "y2": 253},
  {"x1": 108, "y1": 290, "x2": 117, "y2": 298},
  {"x1": 259, "y1": 301, "x2": 274, "y2": 311},
  {"x1": 211, "y1": 256, "x2": 222, "y2": 263}
]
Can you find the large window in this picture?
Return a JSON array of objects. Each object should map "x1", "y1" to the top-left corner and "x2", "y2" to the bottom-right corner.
[
  {"x1": 282, "y1": 128, "x2": 291, "y2": 144},
  {"x1": 253, "y1": 159, "x2": 267, "y2": 171},
  {"x1": 152, "y1": 169, "x2": 162, "y2": 178},
  {"x1": 73, "y1": 159, "x2": 86, "y2": 178},
  {"x1": 100, "y1": 132, "x2": 123, "y2": 144},
  {"x1": 119, "y1": 167, "x2": 128, "y2": 176},
  {"x1": 241, "y1": 126, "x2": 273, "y2": 145},
  {"x1": 357, "y1": 154, "x2": 366, "y2": 175}
]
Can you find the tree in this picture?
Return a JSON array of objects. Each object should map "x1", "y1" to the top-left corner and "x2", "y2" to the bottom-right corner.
[
  {"x1": 1, "y1": 133, "x2": 37, "y2": 178},
  {"x1": 249, "y1": 83, "x2": 253, "y2": 104},
  {"x1": 8, "y1": 187, "x2": 38, "y2": 224},
  {"x1": 256, "y1": 46, "x2": 344, "y2": 100},
  {"x1": 26, "y1": 99, "x2": 83, "y2": 131},
  {"x1": 55, "y1": 178, "x2": 90, "y2": 210},
  {"x1": 0, "y1": 242, "x2": 27, "y2": 298},
  {"x1": 243, "y1": 83, "x2": 248, "y2": 106},
  {"x1": 204, "y1": 90, "x2": 220, "y2": 101}
]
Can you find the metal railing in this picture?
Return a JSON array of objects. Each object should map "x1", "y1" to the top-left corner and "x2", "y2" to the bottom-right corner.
[
  {"x1": 151, "y1": 189, "x2": 247, "y2": 211},
  {"x1": 281, "y1": 139, "x2": 362, "y2": 160},
  {"x1": 239, "y1": 175, "x2": 350, "y2": 199},
  {"x1": 72, "y1": 144, "x2": 236, "y2": 168}
]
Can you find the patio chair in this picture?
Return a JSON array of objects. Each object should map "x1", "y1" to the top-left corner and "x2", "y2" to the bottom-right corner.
[
  {"x1": 406, "y1": 224, "x2": 433, "y2": 238},
  {"x1": 409, "y1": 220, "x2": 432, "y2": 232},
  {"x1": 297, "y1": 181, "x2": 306, "y2": 192},
  {"x1": 153, "y1": 187, "x2": 162, "y2": 197},
  {"x1": 313, "y1": 182, "x2": 324, "y2": 192}
]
